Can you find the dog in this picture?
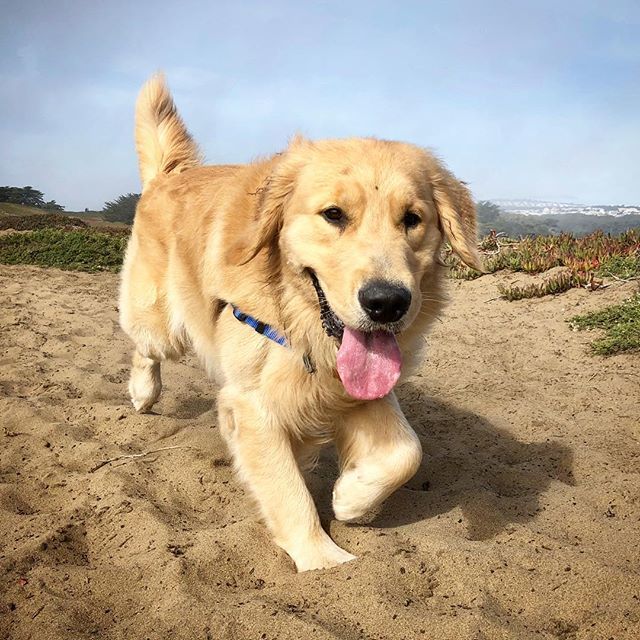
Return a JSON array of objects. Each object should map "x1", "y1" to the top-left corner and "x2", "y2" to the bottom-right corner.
[{"x1": 119, "y1": 74, "x2": 481, "y2": 571}]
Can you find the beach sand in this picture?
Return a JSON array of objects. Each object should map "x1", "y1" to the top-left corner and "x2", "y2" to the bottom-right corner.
[{"x1": 1, "y1": 264, "x2": 638, "y2": 639}]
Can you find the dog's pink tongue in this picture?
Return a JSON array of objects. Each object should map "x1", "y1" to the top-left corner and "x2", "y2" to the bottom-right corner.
[{"x1": 336, "y1": 328, "x2": 402, "y2": 400}]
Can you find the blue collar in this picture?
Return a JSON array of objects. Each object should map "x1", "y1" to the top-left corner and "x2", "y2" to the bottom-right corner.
[
  {"x1": 231, "y1": 305, "x2": 288, "y2": 348},
  {"x1": 230, "y1": 304, "x2": 316, "y2": 374}
]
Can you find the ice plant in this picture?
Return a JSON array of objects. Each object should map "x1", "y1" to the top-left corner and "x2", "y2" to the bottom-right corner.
[{"x1": 445, "y1": 229, "x2": 640, "y2": 299}]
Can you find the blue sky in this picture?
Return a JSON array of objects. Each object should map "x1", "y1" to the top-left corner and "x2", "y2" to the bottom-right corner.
[{"x1": 1, "y1": 0, "x2": 638, "y2": 210}]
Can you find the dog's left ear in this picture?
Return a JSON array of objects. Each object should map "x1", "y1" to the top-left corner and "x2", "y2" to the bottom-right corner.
[
  {"x1": 241, "y1": 137, "x2": 309, "y2": 264},
  {"x1": 426, "y1": 156, "x2": 483, "y2": 271}
]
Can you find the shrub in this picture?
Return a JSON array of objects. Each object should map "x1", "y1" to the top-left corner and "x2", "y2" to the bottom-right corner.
[
  {"x1": 0, "y1": 212, "x2": 87, "y2": 231},
  {"x1": 569, "y1": 295, "x2": 640, "y2": 355},
  {"x1": 0, "y1": 229, "x2": 126, "y2": 272}
]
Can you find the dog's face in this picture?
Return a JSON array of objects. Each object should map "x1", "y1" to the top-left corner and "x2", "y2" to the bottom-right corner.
[{"x1": 249, "y1": 138, "x2": 481, "y2": 336}]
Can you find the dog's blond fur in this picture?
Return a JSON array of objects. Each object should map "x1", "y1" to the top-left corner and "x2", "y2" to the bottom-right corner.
[{"x1": 120, "y1": 74, "x2": 481, "y2": 571}]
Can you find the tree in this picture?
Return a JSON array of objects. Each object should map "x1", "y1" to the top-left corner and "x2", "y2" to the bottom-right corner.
[
  {"x1": 476, "y1": 200, "x2": 502, "y2": 223},
  {"x1": 101, "y1": 193, "x2": 140, "y2": 224},
  {"x1": 474, "y1": 200, "x2": 561, "y2": 238},
  {"x1": 476, "y1": 200, "x2": 506, "y2": 236},
  {"x1": 43, "y1": 200, "x2": 65, "y2": 211},
  {"x1": 0, "y1": 185, "x2": 45, "y2": 208},
  {"x1": 0, "y1": 186, "x2": 66, "y2": 210}
]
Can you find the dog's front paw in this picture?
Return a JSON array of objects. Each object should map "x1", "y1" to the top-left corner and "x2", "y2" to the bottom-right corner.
[
  {"x1": 333, "y1": 439, "x2": 422, "y2": 521},
  {"x1": 332, "y1": 466, "x2": 379, "y2": 522},
  {"x1": 280, "y1": 532, "x2": 356, "y2": 572}
]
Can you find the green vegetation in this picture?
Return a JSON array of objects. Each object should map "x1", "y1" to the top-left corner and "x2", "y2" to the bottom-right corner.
[
  {"x1": 569, "y1": 295, "x2": 640, "y2": 355},
  {"x1": 596, "y1": 254, "x2": 640, "y2": 280},
  {"x1": 0, "y1": 228, "x2": 127, "y2": 272}
]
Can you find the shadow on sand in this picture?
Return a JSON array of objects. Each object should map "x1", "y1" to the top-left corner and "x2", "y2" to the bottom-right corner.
[{"x1": 312, "y1": 384, "x2": 575, "y2": 541}]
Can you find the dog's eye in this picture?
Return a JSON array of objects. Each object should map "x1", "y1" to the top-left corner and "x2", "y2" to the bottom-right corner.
[
  {"x1": 403, "y1": 211, "x2": 422, "y2": 230},
  {"x1": 321, "y1": 207, "x2": 346, "y2": 225}
]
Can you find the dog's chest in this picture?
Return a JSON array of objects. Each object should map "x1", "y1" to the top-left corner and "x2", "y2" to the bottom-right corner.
[{"x1": 263, "y1": 364, "x2": 359, "y2": 439}]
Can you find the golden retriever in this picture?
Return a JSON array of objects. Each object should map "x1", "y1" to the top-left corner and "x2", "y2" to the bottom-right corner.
[{"x1": 119, "y1": 74, "x2": 481, "y2": 571}]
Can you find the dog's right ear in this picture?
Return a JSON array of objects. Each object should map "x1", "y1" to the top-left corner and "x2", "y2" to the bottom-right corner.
[
  {"x1": 240, "y1": 137, "x2": 309, "y2": 265},
  {"x1": 424, "y1": 154, "x2": 483, "y2": 272}
]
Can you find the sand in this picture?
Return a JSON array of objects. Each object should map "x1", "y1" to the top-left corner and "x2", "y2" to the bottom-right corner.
[{"x1": 1, "y1": 264, "x2": 638, "y2": 640}]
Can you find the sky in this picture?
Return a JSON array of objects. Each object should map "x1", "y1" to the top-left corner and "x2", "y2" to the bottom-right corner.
[{"x1": 1, "y1": 0, "x2": 639, "y2": 210}]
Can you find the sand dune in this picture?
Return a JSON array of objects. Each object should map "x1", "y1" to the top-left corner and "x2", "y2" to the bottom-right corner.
[{"x1": 1, "y1": 264, "x2": 638, "y2": 639}]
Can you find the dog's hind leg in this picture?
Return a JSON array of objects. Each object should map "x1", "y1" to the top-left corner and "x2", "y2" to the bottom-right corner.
[
  {"x1": 128, "y1": 349, "x2": 162, "y2": 413},
  {"x1": 332, "y1": 393, "x2": 422, "y2": 522},
  {"x1": 218, "y1": 387, "x2": 355, "y2": 572}
]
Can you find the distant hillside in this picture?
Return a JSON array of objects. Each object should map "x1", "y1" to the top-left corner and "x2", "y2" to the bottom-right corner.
[
  {"x1": 66, "y1": 210, "x2": 102, "y2": 218},
  {"x1": 65, "y1": 210, "x2": 131, "y2": 229},
  {"x1": 1, "y1": 202, "x2": 105, "y2": 222},
  {"x1": 491, "y1": 199, "x2": 639, "y2": 217},
  {"x1": 0, "y1": 203, "x2": 129, "y2": 233},
  {"x1": 478, "y1": 201, "x2": 640, "y2": 237},
  {"x1": 4, "y1": 200, "x2": 640, "y2": 239},
  {"x1": 0, "y1": 202, "x2": 48, "y2": 217},
  {"x1": 537, "y1": 212, "x2": 640, "y2": 235}
]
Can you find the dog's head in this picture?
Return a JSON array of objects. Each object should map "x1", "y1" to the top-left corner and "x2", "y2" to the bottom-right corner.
[{"x1": 245, "y1": 137, "x2": 481, "y2": 399}]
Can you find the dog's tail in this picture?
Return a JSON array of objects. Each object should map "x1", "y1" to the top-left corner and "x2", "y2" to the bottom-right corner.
[{"x1": 135, "y1": 73, "x2": 203, "y2": 189}]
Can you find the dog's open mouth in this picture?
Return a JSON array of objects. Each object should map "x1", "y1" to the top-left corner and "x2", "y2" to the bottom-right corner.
[
  {"x1": 308, "y1": 270, "x2": 402, "y2": 401},
  {"x1": 308, "y1": 270, "x2": 345, "y2": 341}
]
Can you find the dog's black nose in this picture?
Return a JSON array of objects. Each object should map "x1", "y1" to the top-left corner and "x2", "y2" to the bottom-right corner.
[{"x1": 358, "y1": 281, "x2": 412, "y2": 324}]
